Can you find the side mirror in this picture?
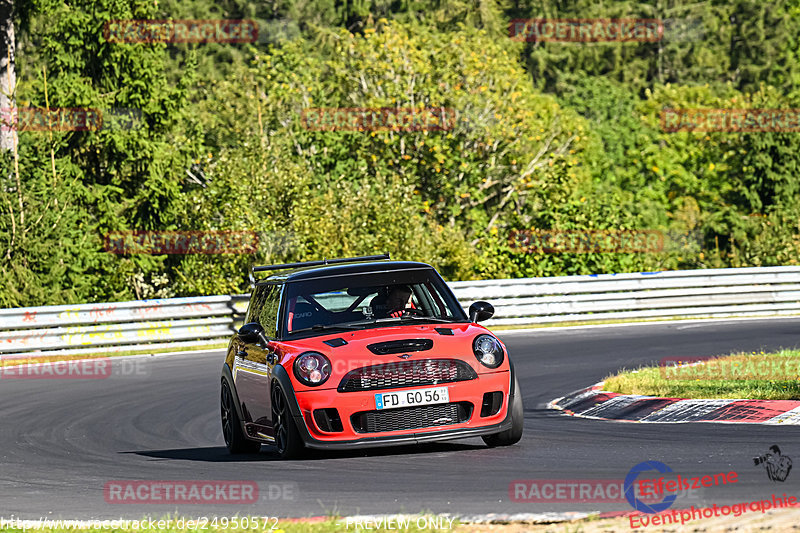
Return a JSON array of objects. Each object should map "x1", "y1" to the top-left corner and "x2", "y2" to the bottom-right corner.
[
  {"x1": 469, "y1": 301, "x2": 495, "y2": 323},
  {"x1": 239, "y1": 322, "x2": 267, "y2": 345}
]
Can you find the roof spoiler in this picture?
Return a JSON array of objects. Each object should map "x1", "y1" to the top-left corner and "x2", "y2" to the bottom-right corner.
[{"x1": 252, "y1": 253, "x2": 391, "y2": 273}]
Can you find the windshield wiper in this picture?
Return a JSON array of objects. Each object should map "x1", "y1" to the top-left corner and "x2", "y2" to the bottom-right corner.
[
  {"x1": 368, "y1": 316, "x2": 458, "y2": 324},
  {"x1": 396, "y1": 316, "x2": 458, "y2": 323}
]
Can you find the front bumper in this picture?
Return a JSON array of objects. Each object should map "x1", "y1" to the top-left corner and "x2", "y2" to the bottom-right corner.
[{"x1": 273, "y1": 365, "x2": 515, "y2": 450}]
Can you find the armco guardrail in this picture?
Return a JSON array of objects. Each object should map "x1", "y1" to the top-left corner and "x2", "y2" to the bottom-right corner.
[
  {"x1": 2, "y1": 266, "x2": 800, "y2": 357},
  {"x1": 456, "y1": 265, "x2": 800, "y2": 326},
  {"x1": 0, "y1": 295, "x2": 250, "y2": 358}
]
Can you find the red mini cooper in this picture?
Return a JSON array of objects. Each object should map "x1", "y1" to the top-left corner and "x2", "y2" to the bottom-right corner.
[{"x1": 220, "y1": 254, "x2": 523, "y2": 458}]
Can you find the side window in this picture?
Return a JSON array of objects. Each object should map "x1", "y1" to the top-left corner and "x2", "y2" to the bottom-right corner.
[
  {"x1": 258, "y1": 284, "x2": 281, "y2": 338},
  {"x1": 244, "y1": 286, "x2": 264, "y2": 323},
  {"x1": 246, "y1": 286, "x2": 266, "y2": 325}
]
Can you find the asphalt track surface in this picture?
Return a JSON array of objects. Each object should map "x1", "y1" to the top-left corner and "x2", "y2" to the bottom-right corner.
[{"x1": 3, "y1": 318, "x2": 800, "y2": 520}]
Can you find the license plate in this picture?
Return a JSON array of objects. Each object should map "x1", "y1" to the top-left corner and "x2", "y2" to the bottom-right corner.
[{"x1": 375, "y1": 386, "x2": 449, "y2": 410}]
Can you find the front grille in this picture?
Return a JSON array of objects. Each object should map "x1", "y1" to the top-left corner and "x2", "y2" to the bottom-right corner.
[
  {"x1": 338, "y1": 359, "x2": 477, "y2": 392},
  {"x1": 351, "y1": 402, "x2": 473, "y2": 433},
  {"x1": 367, "y1": 338, "x2": 433, "y2": 355}
]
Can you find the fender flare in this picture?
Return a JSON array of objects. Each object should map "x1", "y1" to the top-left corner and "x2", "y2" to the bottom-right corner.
[
  {"x1": 271, "y1": 364, "x2": 304, "y2": 419},
  {"x1": 508, "y1": 354, "x2": 518, "y2": 398},
  {"x1": 220, "y1": 363, "x2": 248, "y2": 425}
]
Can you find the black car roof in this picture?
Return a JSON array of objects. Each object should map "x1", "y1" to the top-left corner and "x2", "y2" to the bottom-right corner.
[{"x1": 257, "y1": 260, "x2": 435, "y2": 284}]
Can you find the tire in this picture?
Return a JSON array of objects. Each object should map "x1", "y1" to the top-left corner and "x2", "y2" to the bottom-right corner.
[
  {"x1": 271, "y1": 383, "x2": 306, "y2": 459},
  {"x1": 220, "y1": 379, "x2": 261, "y2": 454},
  {"x1": 482, "y1": 376, "x2": 524, "y2": 447}
]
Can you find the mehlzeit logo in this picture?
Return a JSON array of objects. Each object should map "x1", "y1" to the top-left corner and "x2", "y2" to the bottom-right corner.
[
  {"x1": 625, "y1": 461, "x2": 677, "y2": 514},
  {"x1": 625, "y1": 461, "x2": 740, "y2": 514}
]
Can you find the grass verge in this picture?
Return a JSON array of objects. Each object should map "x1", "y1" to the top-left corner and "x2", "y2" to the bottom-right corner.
[{"x1": 603, "y1": 349, "x2": 800, "y2": 400}]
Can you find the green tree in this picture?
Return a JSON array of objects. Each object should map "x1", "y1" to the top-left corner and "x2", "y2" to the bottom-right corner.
[{"x1": 0, "y1": 0, "x2": 202, "y2": 306}]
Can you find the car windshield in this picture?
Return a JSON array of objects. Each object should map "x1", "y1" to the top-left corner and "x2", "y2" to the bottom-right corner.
[{"x1": 282, "y1": 269, "x2": 466, "y2": 337}]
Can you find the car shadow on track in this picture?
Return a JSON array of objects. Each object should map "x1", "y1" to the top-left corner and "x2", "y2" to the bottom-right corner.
[
  {"x1": 123, "y1": 441, "x2": 487, "y2": 462},
  {"x1": 121, "y1": 446, "x2": 270, "y2": 462}
]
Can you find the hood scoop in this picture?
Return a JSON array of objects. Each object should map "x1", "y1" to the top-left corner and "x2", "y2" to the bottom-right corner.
[
  {"x1": 367, "y1": 338, "x2": 433, "y2": 355},
  {"x1": 323, "y1": 338, "x2": 348, "y2": 347}
]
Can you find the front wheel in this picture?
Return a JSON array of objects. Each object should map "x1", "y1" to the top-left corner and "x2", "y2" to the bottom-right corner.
[
  {"x1": 482, "y1": 376, "x2": 524, "y2": 447},
  {"x1": 221, "y1": 379, "x2": 261, "y2": 454},
  {"x1": 271, "y1": 383, "x2": 305, "y2": 459}
]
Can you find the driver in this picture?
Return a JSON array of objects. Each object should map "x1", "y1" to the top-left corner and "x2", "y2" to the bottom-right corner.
[{"x1": 385, "y1": 285, "x2": 416, "y2": 317}]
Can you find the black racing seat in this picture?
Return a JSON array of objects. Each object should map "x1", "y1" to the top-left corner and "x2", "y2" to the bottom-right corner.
[
  {"x1": 290, "y1": 302, "x2": 321, "y2": 331},
  {"x1": 369, "y1": 291, "x2": 391, "y2": 318}
]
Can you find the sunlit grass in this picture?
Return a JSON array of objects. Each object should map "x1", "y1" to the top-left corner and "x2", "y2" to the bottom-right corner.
[{"x1": 603, "y1": 349, "x2": 800, "y2": 400}]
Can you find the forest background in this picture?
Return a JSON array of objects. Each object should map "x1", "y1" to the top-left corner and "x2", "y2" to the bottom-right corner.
[{"x1": 2, "y1": 0, "x2": 799, "y2": 307}]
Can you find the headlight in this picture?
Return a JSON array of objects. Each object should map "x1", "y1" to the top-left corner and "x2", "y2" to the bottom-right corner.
[
  {"x1": 293, "y1": 352, "x2": 332, "y2": 386},
  {"x1": 472, "y1": 334, "x2": 504, "y2": 369}
]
